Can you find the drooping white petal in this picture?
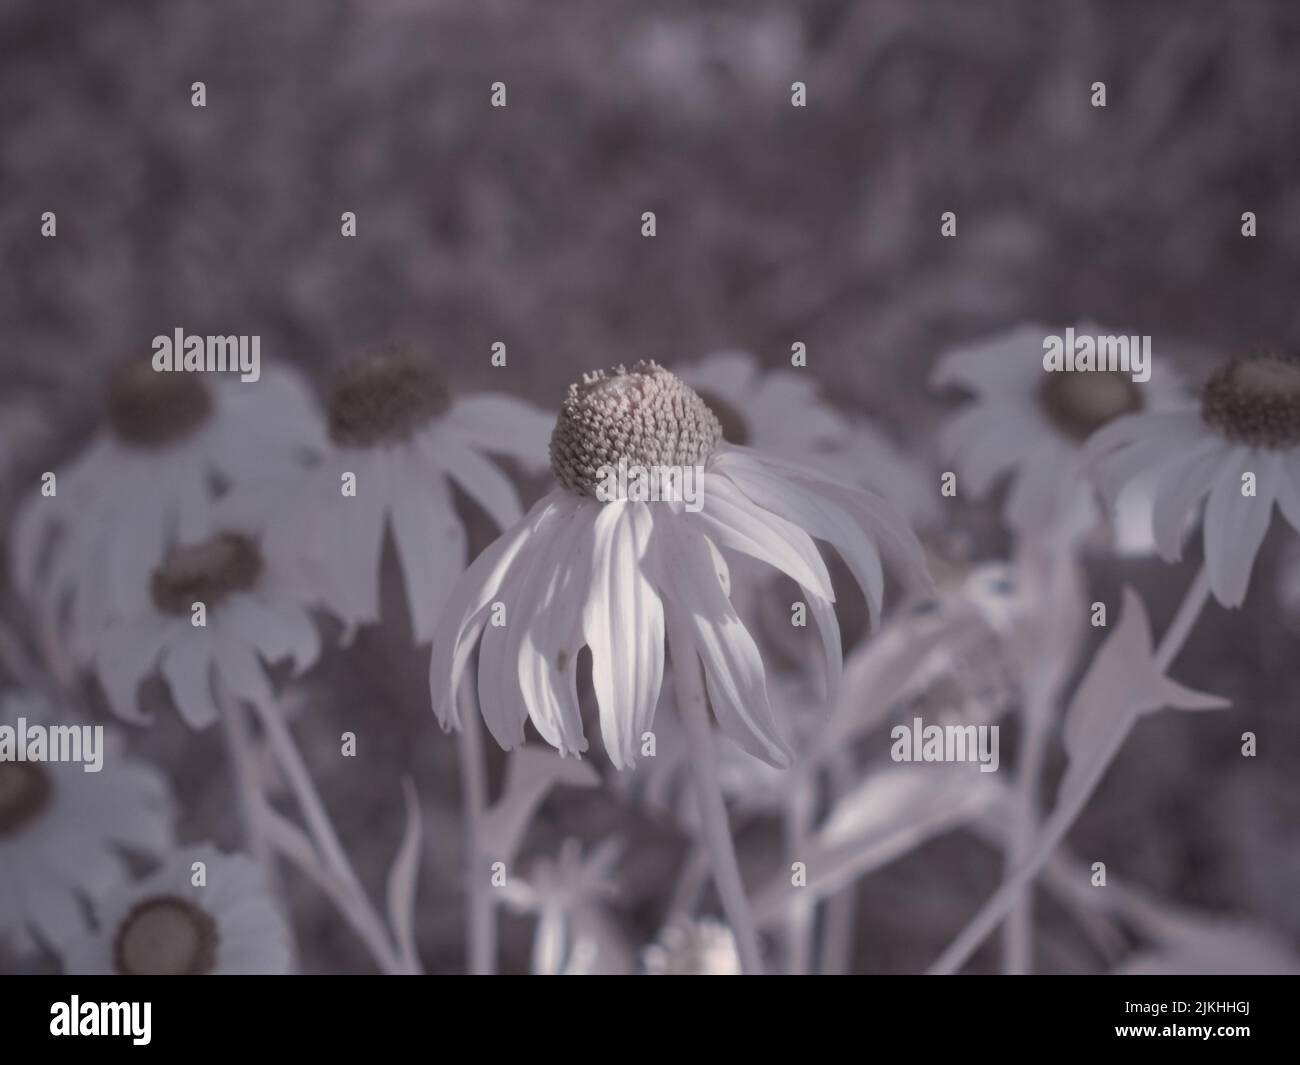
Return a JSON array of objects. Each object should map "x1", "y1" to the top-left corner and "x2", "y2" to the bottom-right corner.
[
  {"x1": 94, "y1": 619, "x2": 168, "y2": 723},
  {"x1": 516, "y1": 504, "x2": 597, "y2": 756},
  {"x1": 1203, "y1": 447, "x2": 1274, "y2": 608},
  {"x1": 389, "y1": 460, "x2": 466, "y2": 644},
  {"x1": 331, "y1": 449, "x2": 390, "y2": 627},
  {"x1": 657, "y1": 520, "x2": 791, "y2": 767},
  {"x1": 440, "y1": 394, "x2": 555, "y2": 469},
  {"x1": 436, "y1": 432, "x2": 526, "y2": 533},
  {"x1": 1148, "y1": 438, "x2": 1226, "y2": 561},
  {"x1": 930, "y1": 325, "x2": 1047, "y2": 398},
  {"x1": 159, "y1": 634, "x2": 219, "y2": 729},
  {"x1": 941, "y1": 404, "x2": 1043, "y2": 497},
  {"x1": 428, "y1": 491, "x2": 572, "y2": 733},
  {"x1": 583, "y1": 501, "x2": 664, "y2": 769},
  {"x1": 10, "y1": 484, "x2": 61, "y2": 597},
  {"x1": 483, "y1": 499, "x2": 591, "y2": 752},
  {"x1": 428, "y1": 492, "x2": 567, "y2": 728},
  {"x1": 687, "y1": 472, "x2": 834, "y2": 600},
  {"x1": 802, "y1": 590, "x2": 843, "y2": 696},
  {"x1": 476, "y1": 499, "x2": 578, "y2": 748},
  {"x1": 1084, "y1": 409, "x2": 1204, "y2": 470},
  {"x1": 712, "y1": 449, "x2": 889, "y2": 623},
  {"x1": 219, "y1": 596, "x2": 320, "y2": 674}
]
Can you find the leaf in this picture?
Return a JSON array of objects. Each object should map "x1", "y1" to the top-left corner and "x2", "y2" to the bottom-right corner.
[
  {"x1": 751, "y1": 765, "x2": 997, "y2": 925},
  {"x1": 480, "y1": 747, "x2": 600, "y2": 864},
  {"x1": 1058, "y1": 587, "x2": 1227, "y2": 807}
]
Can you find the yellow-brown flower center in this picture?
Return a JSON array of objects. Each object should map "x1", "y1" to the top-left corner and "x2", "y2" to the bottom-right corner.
[
  {"x1": 113, "y1": 895, "x2": 219, "y2": 975},
  {"x1": 0, "y1": 761, "x2": 52, "y2": 837},
  {"x1": 108, "y1": 359, "x2": 214, "y2": 448},
  {"x1": 327, "y1": 348, "x2": 450, "y2": 448},
  {"x1": 151, "y1": 532, "x2": 263, "y2": 615},
  {"x1": 1038, "y1": 371, "x2": 1143, "y2": 441}
]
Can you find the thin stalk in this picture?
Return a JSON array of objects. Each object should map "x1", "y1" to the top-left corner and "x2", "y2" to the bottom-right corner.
[
  {"x1": 250, "y1": 695, "x2": 408, "y2": 974},
  {"x1": 668, "y1": 613, "x2": 765, "y2": 975},
  {"x1": 929, "y1": 564, "x2": 1212, "y2": 975},
  {"x1": 456, "y1": 684, "x2": 497, "y2": 975},
  {"x1": 782, "y1": 769, "x2": 816, "y2": 974},
  {"x1": 1001, "y1": 706, "x2": 1049, "y2": 974}
]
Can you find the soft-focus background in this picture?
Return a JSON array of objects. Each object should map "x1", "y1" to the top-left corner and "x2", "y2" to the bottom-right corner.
[{"x1": 2, "y1": 0, "x2": 1300, "y2": 973}]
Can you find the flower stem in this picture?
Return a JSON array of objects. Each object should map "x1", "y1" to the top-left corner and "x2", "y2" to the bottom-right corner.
[
  {"x1": 456, "y1": 684, "x2": 497, "y2": 975},
  {"x1": 250, "y1": 695, "x2": 410, "y2": 974},
  {"x1": 218, "y1": 689, "x2": 274, "y2": 873},
  {"x1": 817, "y1": 753, "x2": 858, "y2": 974},
  {"x1": 668, "y1": 614, "x2": 765, "y2": 975},
  {"x1": 782, "y1": 770, "x2": 816, "y2": 974},
  {"x1": 929, "y1": 563, "x2": 1212, "y2": 975},
  {"x1": 1001, "y1": 699, "x2": 1050, "y2": 974}
]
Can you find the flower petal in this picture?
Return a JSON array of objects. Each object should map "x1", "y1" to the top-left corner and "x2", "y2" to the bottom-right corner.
[
  {"x1": 441, "y1": 394, "x2": 554, "y2": 469},
  {"x1": 583, "y1": 501, "x2": 664, "y2": 769},
  {"x1": 94, "y1": 619, "x2": 167, "y2": 723},
  {"x1": 390, "y1": 463, "x2": 466, "y2": 644},
  {"x1": 428, "y1": 491, "x2": 568, "y2": 728},
  {"x1": 688, "y1": 472, "x2": 834, "y2": 600},
  {"x1": 437, "y1": 433, "x2": 526, "y2": 533},
  {"x1": 517, "y1": 507, "x2": 596, "y2": 756},
  {"x1": 1148, "y1": 438, "x2": 1226, "y2": 561},
  {"x1": 657, "y1": 520, "x2": 791, "y2": 767},
  {"x1": 1203, "y1": 448, "x2": 1274, "y2": 608},
  {"x1": 160, "y1": 634, "x2": 219, "y2": 729}
]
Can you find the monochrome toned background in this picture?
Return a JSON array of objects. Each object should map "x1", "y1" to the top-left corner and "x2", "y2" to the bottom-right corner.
[{"x1": 2, "y1": 0, "x2": 1299, "y2": 973}]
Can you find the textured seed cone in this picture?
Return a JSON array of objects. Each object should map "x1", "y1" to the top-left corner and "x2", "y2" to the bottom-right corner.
[
  {"x1": 327, "y1": 346, "x2": 450, "y2": 448},
  {"x1": 549, "y1": 361, "x2": 724, "y2": 497},
  {"x1": 1202, "y1": 351, "x2": 1300, "y2": 449}
]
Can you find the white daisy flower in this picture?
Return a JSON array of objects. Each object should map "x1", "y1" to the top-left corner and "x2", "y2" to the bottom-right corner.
[
  {"x1": 1086, "y1": 349, "x2": 1300, "y2": 607},
  {"x1": 10, "y1": 360, "x2": 322, "y2": 661},
  {"x1": 430, "y1": 360, "x2": 930, "y2": 770},
  {"x1": 644, "y1": 918, "x2": 741, "y2": 975},
  {"x1": 275, "y1": 346, "x2": 554, "y2": 644},
  {"x1": 0, "y1": 691, "x2": 172, "y2": 952},
  {"x1": 932, "y1": 323, "x2": 1187, "y2": 543},
  {"x1": 60, "y1": 846, "x2": 290, "y2": 975},
  {"x1": 93, "y1": 494, "x2": 320, "y2": 729},
  {"x1": 679, "y1": 349, "x2": 934, "y2": 525}
]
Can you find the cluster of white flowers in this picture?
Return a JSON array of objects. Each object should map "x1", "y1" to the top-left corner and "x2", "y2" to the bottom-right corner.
[{"x1": 2, "y1": 334, "x2": 1296, "y2": 978}]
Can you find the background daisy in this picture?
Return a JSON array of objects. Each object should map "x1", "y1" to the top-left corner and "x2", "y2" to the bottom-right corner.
[
  {"x1": 272, "y1": 346, "x2": 554, "y2": 644},
  {"x1": 679, "y1": 349, "x2": 936, "y2": 526},
  {"x1": 93, "y1": 494, "x2": 321, "y2": 729},
  {"x1": 11, "y1": 361, "x2": 322, "y2": 663},
  {"x1": 60, "y1": 846, "x2": 291, "y2": 974},
  {"x1": 1087, "y1": 350, "x2": 1300, "y2": 607},
  {"x1": 933, "y1": 323, "x2": 1188, "y2": 544},
  {"x1": 0, "y1": 690, "x2": 172, "y2": 953}
]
